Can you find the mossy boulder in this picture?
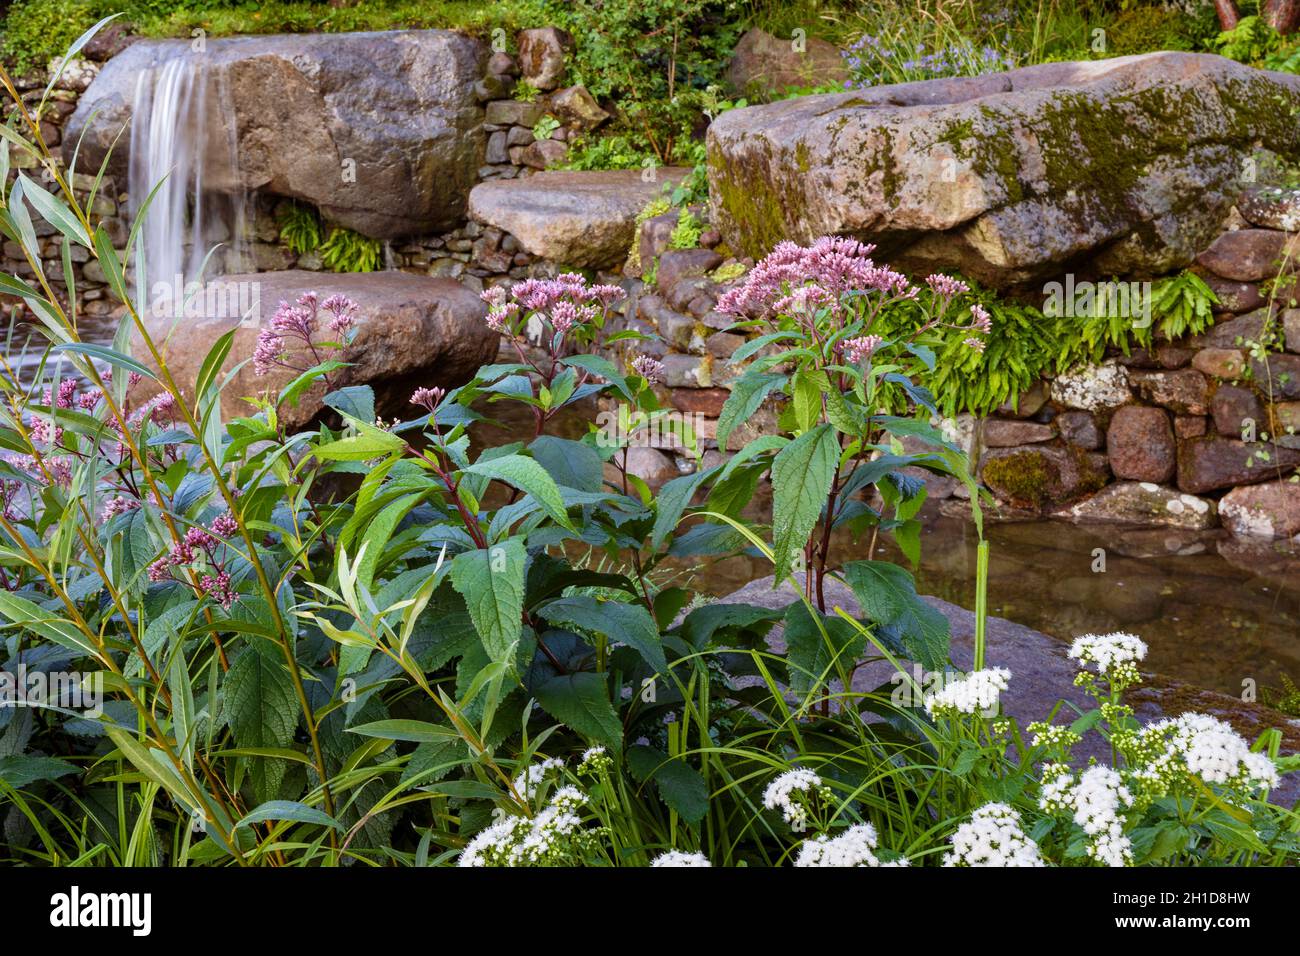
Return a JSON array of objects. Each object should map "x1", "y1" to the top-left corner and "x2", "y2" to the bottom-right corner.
[
  {"x1": 706, "y1": 53, "x2": 1300, "y2": 286},
  {"x1": 980, "y1": 444, "x2": 1110, "y2": 511}
]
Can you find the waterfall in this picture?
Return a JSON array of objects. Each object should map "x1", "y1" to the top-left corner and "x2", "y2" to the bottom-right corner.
[{"x1": 128, "y1": 48, "x2": 250, "y2": 321}]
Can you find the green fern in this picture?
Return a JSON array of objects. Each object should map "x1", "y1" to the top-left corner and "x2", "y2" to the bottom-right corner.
[
  {"x1": 1262, "y1": 673, "x2": 1300, "y2": 717},
  {"x1": 319, "y1": 226, "x2": 382, "y2": 274},
  {"x1": 1149, "y1": 270, "x2": 1219, "y2": 340},
  {"x1": 277, "y1": 202, "x2": 323, "y2": 256}
]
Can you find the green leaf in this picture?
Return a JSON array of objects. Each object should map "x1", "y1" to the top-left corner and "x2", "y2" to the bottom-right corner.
[
  {"x1": 223, "y1": 643, "x2": 299, "y2": 803},
  {"x1": 310, "y1": 421, "x2": 404, "y2": 461},
  {"x1": 783, "y1": 601, "x2": 866, "y2": 695},
  {"x1": 770, "y1": 423, "x2": 838, "y2": 581},
  {"x1": 716, "y1": 371, "x2": 786, "y2": 449},
  {"x1": 51, "y1": 342, "x2": 155, "y2": 381},
  {"x1": 842, "y1": 560, "x2": 949, "y2": 670},
  {"x1": 729, "y1": 330, "x2": 799, "y2": 365},
  {"x1": 449, "y1": 539, "x2": 526, "y2": 665},
  {"x1": 528, "y1": 435, "x2": 602, "y2": 493},
  {"x1": 0, "y1": 592, "x2": 99, "y2": 659},
  {"x1": 0, "y1": 755, "x2": 79, "y2": 788},
  {"x1": 356, "y1": 492, "x2": 424, "y2": 591},
  {"x1": 627, "y1": 745, "x2": 708, "y2": 824},
  {"x1": 464, "y1": 454, "x2": 574, "y2": 531},
  {"x1": 347, "y1": 719, "x2": 457, "y2": 744},
  {"x1": 533, "y1": 672, "x2": 622, "y2": 750},
  {"x1": 323, "y1": 385, "x2": 376, "y2": 424},
  {"x1": 675, "y1": 602, "x2": 783, "y2": 648},
  {"x1": 236, "y1": 800, "x2": 343, "y2": 832},
  {"x1": 791, "y1": 367, "x2": 823, "y2": 431},
  {"x1": 539, "y1": 595, "x2": 666, "y2": 674},
  {"x1": 561, "y1": 354, "x2": 633, "y2": 401},
  {"x1": 651, "y1": 468, "x2": 710, "y2": 550},
  {"x1": 17, "y1": 173, "x2": 90, "y2": 247}
]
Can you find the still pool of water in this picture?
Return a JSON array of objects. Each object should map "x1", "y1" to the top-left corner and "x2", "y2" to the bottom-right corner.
[{"x1": 685, "y1": 503, "x2": 1300, "y2": 699}]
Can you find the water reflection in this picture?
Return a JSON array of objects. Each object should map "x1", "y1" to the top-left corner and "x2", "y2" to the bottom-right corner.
[{"x1": 689, "y1": 502, "x2": 1300, "y2": 698}]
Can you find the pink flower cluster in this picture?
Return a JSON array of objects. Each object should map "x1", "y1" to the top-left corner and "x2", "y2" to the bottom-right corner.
[
  {"x1": 480, "y1": 274, "x2": 625, "y2": 339},
  {"x1": 410, "y1": 386, "x2": 445, "y2": 413},
  {"x1": 101, "y1": 496, "x2": 141, "y2": 521},
  {"x1": 717, "y1": 236, "x2": 917, "y2": 320},
  {"x1": 5, "y1": 453, "x2": 71, "y2": 487},
  {"x1": 716, "y1": 236, "x2": 992, "y2": 354},
  {"x1": 147, "y1": 511, "x2": 242, "y2": 608},
  {"x1": 842, "y1": 335, "x2": 884, "y2": 363},
  {"x1": 631, "y1": 354, "x2": 665, "y2": 384},
  {"x1": 254, "y1": 292, "x2": 359, "y2": 377}
]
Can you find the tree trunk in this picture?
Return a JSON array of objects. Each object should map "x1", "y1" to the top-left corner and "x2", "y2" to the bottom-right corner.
[
  {"x1": 1265, "y1": 0, "x2": 1300, "y2": 35},
  {"x1": 1215, "y1": 0, "x2": 1241, "y2": 31}
]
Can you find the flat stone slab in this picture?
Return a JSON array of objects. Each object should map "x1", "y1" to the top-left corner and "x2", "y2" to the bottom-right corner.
[
  {"x1": 707, "y1": 52, "x2": 1300, "y2": 286},
  {"x1": 717, "y1": 574, "x2": 1299, "y2": 805},
  {"x1": 1053, "y1": 481, "x2": 1217, "y2": 529},
  {"x1": 66, "y1": 31, "x2": 486, "y2": 237},
  {"x1": 468, "y1": 168, "x2": 690, "y2": 269},
  {"x1": 133, "y1": 270, "x2": 494, "y2": 429}
]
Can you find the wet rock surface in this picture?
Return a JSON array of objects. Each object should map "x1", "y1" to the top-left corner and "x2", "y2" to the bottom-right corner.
[{"x1": 66, "y1": 31, "x2": 488, "y2": 238}]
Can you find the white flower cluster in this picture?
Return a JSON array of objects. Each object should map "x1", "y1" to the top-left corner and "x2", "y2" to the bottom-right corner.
[
  {"x1": 651, "y1": 850, "x2": 712, "y2": 867},
  {"x1": 1040, "y1": 765, "x2": 1133, "y2": 867},
  {"x1": 1137, "y1": 713, "x2": 1280, "y2": 791},
  {"x1": 763, "y1": 768, "x2": 824, "y2": 829},
  {"x1": 577, "y1": 746, "x2": 611, "y2": 775},
  {"x1": 794, "y1": 822, "x2": 909, "y2": 867},
  {"x1": 923, "y1": 667, "x2": 1011, "y2": 717},
  {"x1": 459, "y1": 785, "x2": 592, "y2": 867},
  {"x1": 513, "y1": 757, "x2": 564, "y2": 803},
  {"x1": 943, "y1": 802, "x2": 1045, "y2": 867},
  {"x1": 1068, "y1": 632, "x2": 1147, "y2": 677}
]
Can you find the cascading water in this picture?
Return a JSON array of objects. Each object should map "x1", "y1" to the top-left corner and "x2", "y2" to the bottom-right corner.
[{"x1": 128, "y1": 47, "x2": 251, "y2": 321}]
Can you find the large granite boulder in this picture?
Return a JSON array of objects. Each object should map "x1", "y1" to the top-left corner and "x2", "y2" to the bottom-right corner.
[
  {"x1": 132, "y1": 270, "x2": 495, "y2": 429},
  {"x1": 707, "y1": 53, "x2": 1300, "y2": 285},
  {"x1": 64, "y1": 31, "x2": 487, "y2": 238},
  {"x1": 468, "y1": 169, "x2": 690, "y2": 269}
]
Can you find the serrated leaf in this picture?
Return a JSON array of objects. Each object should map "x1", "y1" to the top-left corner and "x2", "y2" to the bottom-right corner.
[
  {"x1": 464, "y1": 454, "x2": 574, "y2": 531},
  {"x1": 716, "y1": 370, "x2": 786, "y2": 449},
  {"x1": 533, "y1": 672, "x2": 622, "y2": 750},
  {"x1": 223, "y1": 643, "x2": 299, "y2": 803},
  {"x1": 626, "y1": 745, "x2": 708, "y2": 824},
  {"x1": 783, "y1": 601, "x2": 866, "y2": 695},
  {"x1": 449, "y1": 540, "x2": 526, "y2": 665},
  {"x1": 539, "y1": 595, "x2": 666, "y2": 674},
  {"x1": 842, "y1": 560, "x2": 949, "y2": 670},
  {"x1": 770, "y1": 423, "x2": 838, "y2": 581}
]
